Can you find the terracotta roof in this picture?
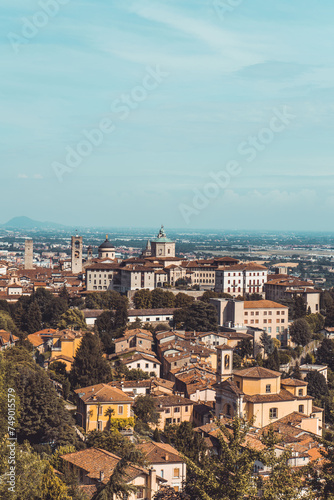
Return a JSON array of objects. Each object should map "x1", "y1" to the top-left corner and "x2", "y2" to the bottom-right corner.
[
  {"x1": 233, "y1": 366, "x2": 281, "y2": 379},
  {"x1": 74, "y1": 384, "x2": 133, "y2": 404},
  {"x1": 281, "y1": 378, "x2": 308, "y2": 387},
  {"x1": 244, "y1": 389, "x2": 311, "y2": 404},
  {"x1": 154, "y1": 395, "x2": 193, "y2": 407},
  {"x1": 61, "y1": 448, "x2": 147, "y2": 484},
  {"x1": 138, "y1": 442, "x2": 183, "y2": 464},
  {"x1": 244, "y1": 300, "x2": 288, "y2": 309},
  {"x1": 0, "y1": 330, "x2": 19, "y2": 344}
]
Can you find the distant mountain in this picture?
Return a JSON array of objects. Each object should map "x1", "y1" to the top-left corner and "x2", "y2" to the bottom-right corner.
[{"x1": 1, "y1": 216, "x2": 68, "y2": 230}]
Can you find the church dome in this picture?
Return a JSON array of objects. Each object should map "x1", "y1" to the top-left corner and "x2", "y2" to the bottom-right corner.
[{"x1": 98, "y1": 235, "x2": 115, "y2": 250}]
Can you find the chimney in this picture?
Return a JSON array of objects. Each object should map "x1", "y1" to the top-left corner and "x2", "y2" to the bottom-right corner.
[
  {"x1": 99, "y1": 471, "x2": 104, "y2": 482},
  {"x1": 164, "y1": 454, "x2": 169, "y2": 461},
  {"x1": 148, "y1": 467, "x2": 156, "y2": 500}
]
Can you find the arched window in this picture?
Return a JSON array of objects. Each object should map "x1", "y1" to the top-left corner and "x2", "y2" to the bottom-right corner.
[{"x1": 224, "y1": 354, "x2": 230, "y2": 369}]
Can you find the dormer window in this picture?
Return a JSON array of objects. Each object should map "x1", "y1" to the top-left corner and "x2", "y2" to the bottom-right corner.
[{"x1": 298, "y1": 389, "x2": 303, "y2": 396}]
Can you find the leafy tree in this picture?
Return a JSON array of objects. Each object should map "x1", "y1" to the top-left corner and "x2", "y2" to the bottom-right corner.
[
  {"x1": 184, "y1": 417, "x2": 259, "y2": 500},
  {"x1": 26, "y1": 301, "x2": 43, "y2": 334},
  {"x1": 0, "y1": 310, "x2": 21, "y2": 337},
  {"x1": 86, "y1": 429, "x2": 145, "y2": 465},
  {"x1": 114, "y1": 296, "x2": 128, "y2": 329},
  {"x1": 50, "y1": 445, "x2": 76, "y2": 473},
  {"x1": 238, "y1": 338, "x2": 253, "y2": 358},
  {"x1": 70, "y1": 332, "x2": 111, "y2": 388},
  {"x1": 153, "y1": 487, "x2": 190, "y2": 499},
  {"x1": 133, "y1": 289, "x2": 152, "y2": 309},
  {"x1": 317, "y1": 339, "x2": 334, "y2": 371},
  {"x1": 40, "y1": 462, "x2": 71, "y2": 500},
  {"x1": 0, "y1": 441, "x2": 48, "y2": 500},
  {"x1": 151, "y1": 288, "x2": 176, "y2": 308},
  {"x1": 200, "y1": 290, "x2": 232, "y2": 302},
  {"x1": 173, "y1": 422, "x2": 207, "y2": 464},
  {"x1": 292, "y1": 361, "x2": 302, "y2": 380},
  {"x1": 265, "y1": 347, "x2": 280, "y2": 372},
  {"x1": 133, "y1": 395, "x2": 160, "y2": 426},
  {"x1": 127, "y1": 317, "x2": 142, "y2": 330},
  {"x1": 174, "y1": 293, "x2": 194, "y2": 308},
  {"x1": 85, "y1": 290, "x2": 124, "y2": 310},
  {"x1": 153, "y1": 427, "x2": 161, "y2": 442},
  {"x1": 174, "y1": 301, "x2": 218, "y2": 332},
  {"x1": 305, "y1": 313, "x2": 325, "y2": 333},
  {"x1": 289, "y1": 318, "x2": 312, "y2": 346},
  {"x1": 308, "y1": 435, "x2": 334, "y2": 499},
  {"x1": 292, "y1": 295, "x2": 307, "y2": 320},
  {"x1": 305, "y1": 371, "x2": 328, "y2": 398},
  {"x1": 116, "y1": 364, "x2": 150, "y2": 380},
  {"x1": 92, "y1": 458, "x2": 137, "y2": 500},
  {"x1": 260, "y1": 435, "x2": 313, "y2": 500},
  {"x1": 58, "y1": 308, "x2": 86, "y2": 330},
  {"x1": 260, "y1": 331, "x2": 274, "y2": 356},
  {"x1": 14, "y1": 364, "x2": 77, "y2": 446}
]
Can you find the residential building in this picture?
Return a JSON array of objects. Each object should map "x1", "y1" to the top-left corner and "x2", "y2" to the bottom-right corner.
[
  {"x1": 300, "y1": 364, "x2": 328, "y2": 382},
  {"x1": 215, "y1": 263, "x2": 268, "y2": 296},
  {"x1": 74, "y1": 383, "x2": 133, "y2": 432},
  {"x1": 210, "y1": 298, "x2": 289, "y2": 344},
  {"x1": 154, "y1": 395, "x2": 194, "y2": 430},
  {"x1": 264, "y1": 275, "x2": 321, "y2": 314},
  {"x1": 138, "y1": 442, "x2": 186, "y2": 491},
  {"x1": 0, "y1": 330, "x2": 19, "y2": 350},
  {"x1": 114, "y1": 329, "x2": 153, "y2": 354},
  {"x1": 127, "y1": 308, "x2": 176, "y2": 324},
  {"x1": 60, "y1": 447, "x2": 165, "y2": 499}
]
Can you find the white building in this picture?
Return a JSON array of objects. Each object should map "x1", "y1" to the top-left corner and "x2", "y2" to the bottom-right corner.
[{"x1": 138, "y1": 442, "x2": 186, "y2": 492}]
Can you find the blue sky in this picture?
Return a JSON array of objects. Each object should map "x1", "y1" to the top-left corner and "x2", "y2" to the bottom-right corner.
[{"x1": 1, "y1": 0, "x2": 334, "y2": 230}]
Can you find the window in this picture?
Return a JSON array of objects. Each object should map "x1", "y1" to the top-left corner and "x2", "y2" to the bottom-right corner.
[
  {"x1": 97, "y1": 421, "x2": 103, "y2": 431},
  {"x1": 298, "y1": 389, "x2": 303, "y2": 396},
  {"x1": 174, "y1": 407, "x2": 180, "y2": 413},
  {"x1": 299, "y1": 405, "x2": 304, "y2": 413},
  {"x1": 245, "y1": 312, "x2": 248, "y2": 316},
  {"x1": 165, "y1": 408, "x2": 170, "y2": 413},
  {"x1": 137, "y1": 487, "x2": 144, "y2": 499},
  {"x1": 166, "y1": 418, "x2": 172, "y2": 424},
  {"x1": 118, "y1": 405, "x2": 123, "y2": 415},
  {"x1": 98, "y1": 406, "x2": 103, "y2": 416},
  {"x1": 173, "y1": 468, "x2": 180, "y2": 478},
  {"x1": 185, "y1": 406, "x2": 189, "y2": 412},
  {"x1": 269, "y1": 408, "x2": 278, "y2": 419},
  {"x1": 145, "y1": 363, "x2": 149, "y2": 369},
  {"x1": 160, "y1": 470, "x2": 164, "y2": 478},
  {"x1": 137, "y1": 363, "x2": 140, "y2": 368},
  {"x1": 268, "y1": 327, "x2": 272, "y2": 333},
  {"x1": 266, "y1": 384, "x2": 271, "y2": 393},
  {"x1": 153, "y1": 363, "x2": 157, "y2": 368}
]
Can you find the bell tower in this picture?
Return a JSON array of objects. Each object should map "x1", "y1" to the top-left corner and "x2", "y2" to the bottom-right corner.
[
  {"x1": 71, "y1": 234, "x2": 83, "y2": 273},
  {"x1": 216, "y1": 345, "x2": 234, "y2": 382}
]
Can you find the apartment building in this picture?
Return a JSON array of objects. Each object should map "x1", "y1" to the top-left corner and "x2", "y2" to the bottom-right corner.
[
  {"x1": 215, "y1": 263, "x2": 268, "y2": 296},
  {"x1": 210, "y1": 298, "x2": 288, "y2": 343},
  {"x1": 264, "y1": 275, "x2": 321, "y2": 314}
]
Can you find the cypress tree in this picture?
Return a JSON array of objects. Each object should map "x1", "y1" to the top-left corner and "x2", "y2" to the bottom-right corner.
[{"x1": 70, "y1": 332, "x2": 111, "y2": 388}]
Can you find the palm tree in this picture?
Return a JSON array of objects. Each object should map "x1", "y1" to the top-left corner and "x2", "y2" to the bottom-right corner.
[{"x1": 105, "y1": 407, "x2": 115, "y2": 430}]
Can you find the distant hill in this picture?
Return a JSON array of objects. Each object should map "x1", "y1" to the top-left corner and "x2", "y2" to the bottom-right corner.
[{"x1": 1, "y1": 216, "x2": 67, "y2": 230}]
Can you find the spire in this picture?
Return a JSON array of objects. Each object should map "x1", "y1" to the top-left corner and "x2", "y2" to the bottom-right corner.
[
  {"x1": 146, "y1": 239, "x2": 151, "y2": 250},
  {"x1": 106, "y1": 234, "x2": 108, "y2": 241}
]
